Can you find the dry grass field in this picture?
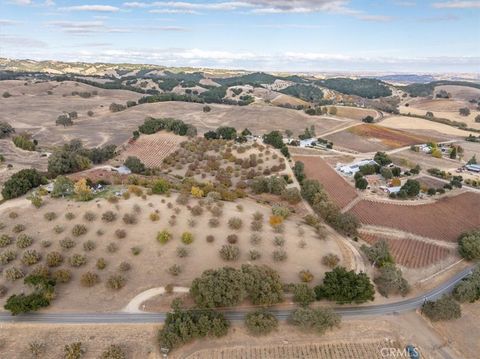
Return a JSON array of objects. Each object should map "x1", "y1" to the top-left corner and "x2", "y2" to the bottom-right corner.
[
  {"x1": 293, "y1": 155, "x2": 358, "y2": 208},
  {"x1": 348, "y1": 124, "x2": 438, "y2": 149},
  {"x1": 327, "y1": 106, "x2": 379, "y2": 120},
  {"x1": 434, "y1": 85, "x2": 480, "y2": 101},
  {"x1": 0, "y1": 192, "x2": 342, "y2": 312},
  {"x1": 0, "y1": 80, "x2": 143, "y2": 147},
  {"x1": 391, "y1": 150, "x2": 459, "y2": 172},
  {"x1": 379, "y1": 116, "x2": 472, "y2": 137},
  {"x1": 0, "y1": 139, "x2": 48, "y2": 186},
  {"x1": 400, "y1": 93, "x2": 480, "y2": 130},
  {"x1": 0, "y1": 323, "x2": 160, "y2": 359},
  {"x1": 114, "y1": 132, "x2": 185, "y2": 168},
  {"x1": 431, "y1": 302, "x2": 480, "y2": 359},
  {"x1": 0, "y1": 80, "x2": 346, "y2": 148},
  {"x1": 349, "y1": 192, "x2": 480, "y2": 242},
  {"x1": 271, "y1": 94, "x2": 309, "y2": 107}
]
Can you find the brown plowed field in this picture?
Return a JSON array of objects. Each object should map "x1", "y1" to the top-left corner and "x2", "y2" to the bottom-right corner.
[
  {"x1": 348, "y1": 124, "x2": 437, "y2": 149},
  {"x1": 349, "y1": 192, "x2": 480, "y2": 242},
  {"x1": 293, "y1": 155, "x2": 358, "y2": 208},
  {"x1": 117, "y1": 132, "x2": 185, "y2": 168},
  {"x1": 361, "y1": 233, "x2": 453, "y2": 268}
]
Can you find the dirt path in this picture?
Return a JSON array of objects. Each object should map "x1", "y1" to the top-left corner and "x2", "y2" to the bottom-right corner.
[{"x1": 122, "y1": 286, "x2": 189, "y2": 313}]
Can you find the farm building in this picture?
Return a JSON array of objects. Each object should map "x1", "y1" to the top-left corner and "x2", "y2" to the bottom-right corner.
[
  {"x1": 380, "y1": 186, "x2": 402, "y2": 194},
  {"x1": 338, "y1": 159, "x2": 378, "y2": 175},
  {"x1": 112, "y1": 165, "x2": 132, "y2": 175},
  {"x1": 466, "y1": 164, "x2": 480, "y2": 173}
]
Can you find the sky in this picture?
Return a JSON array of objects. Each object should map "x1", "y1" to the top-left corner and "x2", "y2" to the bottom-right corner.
[{"x1": 0, "y1": 0, "x2": 479, "y2": 73}]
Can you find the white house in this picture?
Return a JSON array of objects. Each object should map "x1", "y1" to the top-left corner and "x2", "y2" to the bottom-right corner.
[
  {"x1": 112, "y1": 166, "x2": 132, "y2": 175},
  {"x1": 299, "y1": 138, "x2": 317, "y2": 148},
  {"x1": 338, "y1": 159, "x2": 378, "y2": 175}
]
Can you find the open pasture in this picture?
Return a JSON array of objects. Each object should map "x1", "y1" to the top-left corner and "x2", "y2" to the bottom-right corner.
[{"x1": 349, "y1": 192, "x2": 480, "y2": 242}]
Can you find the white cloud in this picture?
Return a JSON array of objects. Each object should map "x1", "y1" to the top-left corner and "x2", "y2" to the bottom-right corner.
[
  {"x1": 0, "y1": 34, "x2": 47, "y2": 47},
  {"x1": 149, "y1": 9, "x2": 201, "y2": 14},
  {"x1": 125, "y1": 1, "x2": 391, "y2": 22},
  {"x1": 432, "y1": 1, "x2": 480, "y2": 8},
  {"x1": 61, "y1": 5, "x2": 120, "y2": 12},
  {"x1": 47, "y1": 21, "x2": 129, "y2": 34},
  {"x1": 0, "y1": 19, "x2": 20, "y2": 25},
  {"x1": 8, "y1": 0, "x2": 32, "y2": 4}
]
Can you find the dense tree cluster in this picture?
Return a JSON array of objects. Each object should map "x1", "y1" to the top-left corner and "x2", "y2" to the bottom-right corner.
[
  {"x1": 422, "y1": 294, "x2": 461, "y2": 322},
  {"x1": 137, "y1": 117, "x2": 196, "y2": 137},
  {"x1": 190, "y1": 265, "x2": 283, "y2": 308},
  {"x1": 280, "y1": 84, "x2": 324, "y2": 102},
  {"x1": 4, "y1": 274, "x2": 56, "y2": 315},
  {"x1": 158, "y1": 307, "x2": 229, "y2": 350},
  {"x1": 314, "y1": 266, "x2": 375, "y2": 304},
  {"x1": 2, "y1": 169, "x2": 46, "y2": 200},
  {"x1": 288, "y1": 307, "x2": 340, "y2": 334},
  {"x1": 263, "y1": 131, "x2": 290, "y2": 157},
  {"x1": 458, "y1": 230, "x2": 480, "y2": 260},
  {"x1": 453, "y1": 264, "x2": 480, "y2": 303},
  {"x1": 316, "y1": 78, "x2": 392, "y2": 99},
  {"x1": 300, "y1": 178, "x2": 359, "y2": 236},
  {"x1": 47, "y1": 140, "x2": 116, "y2": 176}
]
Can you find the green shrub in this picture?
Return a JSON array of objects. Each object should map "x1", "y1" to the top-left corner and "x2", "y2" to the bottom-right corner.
[
  {"x1": 80, "y1": 272, "x2": 100, "y2": 287},
  {"x1": 115, "y1": 229, "x2": 127, "y2": 239},
  {"x1": 107, "y1": 275, "x2": 126, "y2": 290},
  {"x1": 0, "y1": 249, "x2": 17, "y2": 264},
  {"x1": 106, "y1": 242, "x2": 118, "y2": 253},
  {"x1": 271, "y1": 205, "x2": 290, "y2": 219},
  {"x1": 288, "y1": 307, "x2": 340, "y2": 334},
  {"x1": 0, "y1": 234, "x2": 13, "y2": 247},
  {"x1": 167, "y1": 264, "x2": 182, "y2": 276},
  {"x1": 44, "y1": 212, "x2": 57, "y2": 221},
  {"x1": 99, "y1": 344, "x2": 126, "y2": 359},
  {"x1": 219, "y1": 244, "x2": 240, "y2": 261},
  {"x1": 83, "y1": 211, "x2": 97, "y2": 222},
  {"x1": 119, "y1": 261, "x2": 131, "y2": 272},
  {"x1": 131, "y1": 246, "x2": 141, "y2": 255},
  {"x1": 71, "y1": 224, "x2": 87, "y2": 237},
  {"x1": 83, "y1": 240, "x2": 96, "y2": 251},
  {"x1": 96, "y1": 258, "x2": 107, "y2": 270},
  {"x1": 228, "y1": 217, "x2": 243, "y2": 230},
  {"x1": 208, "y1": 218, "x2": 220, "y2": 228},
  {"x1": 69, "y1": 254, "x2": 87, "y2": 267},
  {"x1": 157, "y1": 230, "x2": 172, "y2": 244},
  {"x1": 321, "y1": 253, "x2": 340, "y2": 268},
  {"x1": 16, "y1": 234, "x2": 33, "y2": 248},
  {"x1": 248, "y1": 249, "x2": 261, "y2": 260},
  {"x1": 53, "y1": 269, "x2": 72, "y2": 283},
  {"x1": 12, "y1": 224, "x2": 26, "y2": 233},
  {"x1": 53, "y1": 225, "x2": 65, "y2": 234},
  {"x1": 101, "y1": 211, "x2": 117, "y2": 222},
  {"x1": 422, "y1": 294, "x2": 461, "y2": 321},
  {"x1": 60, "y1": 238, "x2": 76, "y2": 250},
  {"x1": 181, "y1": 231, "x2": 194, "y2": 245},
  {"x1": 65, "y1": 212, "x2": 75, "y2": 220},
  {"x1": 122, "y1": 213, "x2": 137, "y2": 224},
  {"x1": 272, "y1": 249, "x2": 287, "y2": 262},
  {"x1": 293, "y1": 283, "x2": 316, "y2": 306},
  {"x1": 5, "y1": 267, "x2": 25, "y2": 281},
  {"x1": 250, "y1": 233, "x2": 261, "y2": 245},
  {"x1": 245, "y1": 309, "x2": 278, "y2": 335},
  {"x1": 46, "y1": 251, "x2": 63, "y2": 267}
]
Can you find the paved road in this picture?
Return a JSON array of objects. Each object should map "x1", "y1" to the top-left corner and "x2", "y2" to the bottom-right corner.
[{"x1": 0, "y1": 265, "x2": 474, "y2": 324}]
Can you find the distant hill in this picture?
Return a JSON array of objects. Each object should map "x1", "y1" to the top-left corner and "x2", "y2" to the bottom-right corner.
[{"x1": 374, "y1": 74, "x2": 436, "y2": 84}]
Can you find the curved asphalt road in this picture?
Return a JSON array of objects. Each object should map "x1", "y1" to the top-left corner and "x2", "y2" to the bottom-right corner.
[{"x1": 0, "y1": 265, "x2": 474, "y2": 324}]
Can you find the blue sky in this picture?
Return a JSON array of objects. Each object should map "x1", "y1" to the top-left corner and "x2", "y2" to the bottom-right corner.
[{"x1": 0, "y1": 0, "x2": 479, "y2": 72}]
